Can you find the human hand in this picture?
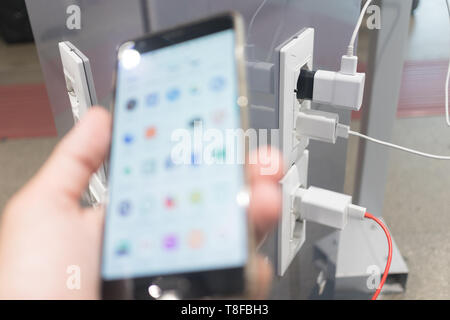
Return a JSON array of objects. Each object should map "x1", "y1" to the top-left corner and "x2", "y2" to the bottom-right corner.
[{"x1": 0, "y1": 107, "x2": 282, "y2": 299}]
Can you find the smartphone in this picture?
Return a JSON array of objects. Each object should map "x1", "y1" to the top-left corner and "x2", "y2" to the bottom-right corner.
[{"x1": 101, "y1": 13, "x2": 251, "y2": 299}]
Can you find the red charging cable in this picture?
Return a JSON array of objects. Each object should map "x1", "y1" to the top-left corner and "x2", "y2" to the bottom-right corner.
[
  {"x1": 364, "y1": 212, "x2": 393, "y2": 300},
  {"x1": 364, "y1": 212, "x2": 392, "y2": 300}
]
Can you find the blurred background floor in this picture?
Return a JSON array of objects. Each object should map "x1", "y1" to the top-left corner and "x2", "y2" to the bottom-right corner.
[{"x1": 0, "y1": 0, "x2": 449, "y2": 299}]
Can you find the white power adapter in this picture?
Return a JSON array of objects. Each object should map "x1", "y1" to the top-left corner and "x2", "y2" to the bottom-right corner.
[
  {"x1": 313, "y1": 70, "x2": 365, "y2": 111},
  {"x1": 296, "y1": 55, "x2": 365, "y2": 111}
]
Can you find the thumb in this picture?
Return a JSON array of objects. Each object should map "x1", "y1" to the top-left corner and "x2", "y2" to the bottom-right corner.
[{"x1": 30, "y1": 107, "x2": 111, "y2": 203}]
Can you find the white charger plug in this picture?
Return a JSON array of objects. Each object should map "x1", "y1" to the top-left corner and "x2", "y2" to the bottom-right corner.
[
  {"x1": 313, "y1": 69, "x2": 365, "y2": 111},
  {"x1": 292, "y1": 186, "x2": 366, "y2": 230},
  {"x1": 295, "y1": 109, "x2": 349, "y2": 144},
  {"x1": 296, "y1": 55, "x2": 365, "y2": 111}
]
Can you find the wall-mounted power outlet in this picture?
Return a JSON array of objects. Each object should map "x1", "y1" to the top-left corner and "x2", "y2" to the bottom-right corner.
[
  {"x1": 59, "y1": 41, "x2": 98, "y2": 123},
  {"x1": 277, "y1": 28, "x2": 314, "y2": 276},
  {"x1": 59, "y1": 41, "x2": 107, "y2": 205},
  {"x1": 278, "y1": 151, "x2": 309, "y2": 276},
  {"x1": 279, "y1": 28, "x2": 314, "y2": 170}
]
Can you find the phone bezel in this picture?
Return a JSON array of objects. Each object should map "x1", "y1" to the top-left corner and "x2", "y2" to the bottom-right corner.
[{"x1": 102, "y1": 12, "x2": 251, "y2": 299}]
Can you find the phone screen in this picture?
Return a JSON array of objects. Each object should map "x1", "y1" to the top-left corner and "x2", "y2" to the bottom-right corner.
[{"x1": 102, "y1": 27, "x2": 248, "y2": 281}]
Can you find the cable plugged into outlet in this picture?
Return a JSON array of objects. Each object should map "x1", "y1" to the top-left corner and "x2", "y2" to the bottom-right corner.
[
  {"x1": 290, "y1": 184, "x2": 393, "y2": 300},
  {"x1": 277, "y1": 28, "x2": 314, "y2": 276},
  {"x1": 279, "y1": 28, "x2": 314, "y2": 169},
  {"x1": 295, "y1": 109, "x2": 450, "y2": 160},
  {"x1": 292, "y1": 186, "x2": 366, "y2": 230},
  {"x1": 294, "y1": 0, "x2": 374, "y2": 111},
  {"x1": 295, "y1": 63, "x2": 365, "y2": 111},
  {"x1": 295, "y1": 108, "x2": 342, "y2": 144},
  {"x1": 278, "y1": 151, "x2": 309, "y2": 276}
]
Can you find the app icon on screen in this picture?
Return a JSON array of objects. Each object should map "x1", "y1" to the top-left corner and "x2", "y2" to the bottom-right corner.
[
  {"x1": 188, "y1": 230, "x2": 205, "y2": 249},
  {"x1": 209, "y1": 76, "x2": 226, "y2": 92},
  {"x1": 190, "y1": 191, "x2": 202, "y2": 204},
  {"x1": 164, "y1": 196, "x2": 177, "y2": 209},
  {"x1": 142, "y1": 159, "x2": 156, "y2": 175},
  {"x1": 165, "y1": 155, "x2": 175, "y2": 169},
  {"x1": 162, "y1": 234, "x2": 178, "y2": 250},
  {"x1": 123, "y1": 133, "x2": 134, "y2": 144},
  {"x1": 190, "y1": 85, "x2": 200, "y2": 95},
  {"x1": 189, "y1": 117, "x2": 203, "y2": 129},
  {"x1": 145, "y1": 93, "x2": 159, "y2": 107},
  {"x1": 190, "y1": 152, "x2": 201, "y2": 166},
  {"x1": 126, "y1": 99, "x2": 137, "y2": 111},
  {"x1": 166, "y1": 88, "x2": 181, "y2": 102},
  {"x1": 115, "y1": 240, "x2": 130, "y2": 256},
  {"x1": 123, "y1": 165, "x2": 132, "y2": 175},
  {"x1": 118, "y1": 200, "x2": 132, "y2": 216},
  {"x1": 145, "y1": 126, "x2": 157, "y2": 139},
  {"x1": 211, "y1": 147, "x2": 226, "y2": 161}
]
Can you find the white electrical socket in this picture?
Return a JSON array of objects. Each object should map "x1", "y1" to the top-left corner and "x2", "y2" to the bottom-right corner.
[
  {"x1": 277, "y1": 28, "x2": 314, "y2": 276},
  {"x1": 279, "y1": 28, "x2": 314, "y2": 170},
  {"x1": 59, "y1": 41, "x2": 98, "y2": 122},
  {"x1": 278, "y1": 151, "x2": 309, "y2": 276}
]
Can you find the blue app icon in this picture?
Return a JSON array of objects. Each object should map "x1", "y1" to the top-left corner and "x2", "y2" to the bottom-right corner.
[
  {"x1": 146, "y1": 93, "x2": 159, "y2": 107},
  {"x1": 190, "y1": 152, "x2": 201, "y2": 166},
  {"x1": 123, "y1": 133, "x2": 134, "y2": 144},
  {"x1": 166, "y1": 88, "x2": 181, "y2": 102},
  {"x1": 165, "y1": 155, "x2": 175, "y2": 169},
  {"x1": 209, "y1": 76, "x2": 226, "y2": 91},
  {"x1": 118, "y1": 200, "x2": 132, "y2": 216}
]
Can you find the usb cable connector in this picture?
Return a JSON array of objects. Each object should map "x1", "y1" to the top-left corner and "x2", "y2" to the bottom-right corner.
[{"x1": 292, "y1": 186, "x2": 366, "y2": 230}]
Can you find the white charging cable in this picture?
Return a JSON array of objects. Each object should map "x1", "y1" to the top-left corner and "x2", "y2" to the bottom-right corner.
[
  {"x1": 247, "y1": 0, "x2": 268, "y2": 60},
  {"x1": 302, "y1": 1, "x2": 372, "y2": 111},
  {"x1": 346, "y1": 129, "x2": 450, "y2": 160},
  {"x1": 291, "y1": 184, "x2": 392, "y2": 301},
  {"x1": 343, "y1": 0, "x2": 450, "y2": 127},
  {"x1": 296, "y1": 109, "x2": 450, "y2": 160},
  {"x1": 247, "y1": 0, "x2": 267, "y2": 41},
  {"x1": 347, "y1": 0, "x2": 373, "y2": 57}
]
